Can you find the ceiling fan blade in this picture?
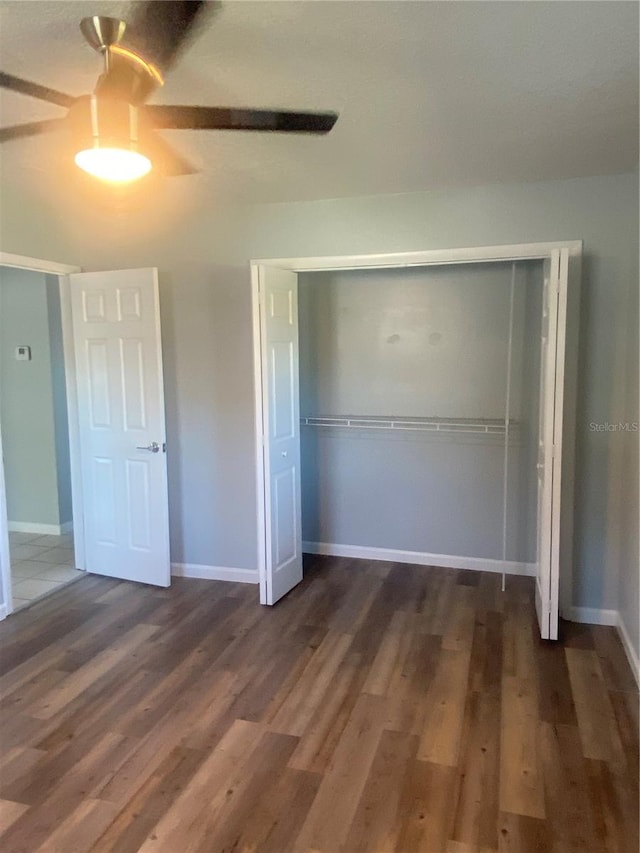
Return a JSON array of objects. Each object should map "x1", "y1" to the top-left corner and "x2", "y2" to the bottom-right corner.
[
  {"x1": 0, "y1": 72, "x2": 75, "y2": 108},
  {"x1": 0, "y1": 118, "x2": 65, "y2": 143},
  {"x1": 145, "y1": 105, "x2": 338, "y2": 134},
  {"x1": 127, "y1": 1, "x2": 210, "y2": 72},
  {"x1": 94, "y1": 2, "x2": 211, "y2": 105},
  {"x1": 147, "y1": 130, "x2": 198, "y2": 176}
]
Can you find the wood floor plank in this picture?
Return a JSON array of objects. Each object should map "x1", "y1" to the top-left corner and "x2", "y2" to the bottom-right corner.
[
  {"x1": 135, "y1": 719, "x2": 264, "y2": 852},
  {"x1": 383, "y1": 630, "x2": 441, "y2": 735},
  {"x1": 28, "y1": 623, "x2": 160, "y2": 720},
  {"x1": 393, "y1": 759, "x2": 457, "y2": 852},
  {"x1": 585, "y1": 757, "x2": 639, "y2": 853},
  {"x1": 0, "y1": 800, "x2": 29, "y2": 835},
  {"x1": 468, "y1": 609, "x2": 503, "y2": 696},
  {"x1": 33, "y1": 798, "x2": 120, "y2": 853},
  {"x1": 362, "y1": 609, "x2": 413, "y2": 696},
  {"x1": 270, "y1": 630, "x2": 353, "y2": 735},
  {"x1": 591, "y1": 625, "x2": 639, "y2": 693},
  {"x1": 534, "y1": 630, "x2": 578, "y2": 725},
  {"x1": 565, "y1": 647, "x2": 624, "y2": 761},
  {"x1": 228, "y1": 766, "x2": 322, "y2": 853},
  {"x1": 539, "y1": 720, "x2": 601, "y2": 852},
  {"x1": 442, "y1": 585, "x2": 477, "y2": 652},
  {"x1": 96, "y1": 668, "x2": 239, "y2": 806},
  {"x1": 0, "y1": 747, "x2": 47, "y2": 790},
  {"x1": 343, "y1": 729, "x2": 419, "y2": 852},
  {"x1": 499, "y1": 676, "x2": 545, "y2": 819},
  {"x1": 497, "y1": 811, "x2": 551, "y2": 853},
  {"x1": 0, "y1": 564, "x2": 636, "y2": 853},
  {"x1": 91, "y1": 747, "x2": 207, "y2": 853},
  {"x1": 417, "y1": 647, "x2": 471, "y2": 765},
  {"x1": 287, "y1": 649, "x2": 365, "y2": 773},
  {"x1": 190, "y1": 730, "x2": 299, "y2": 853},
  {"x1": 450, "y1": 689, "x2": 501, "y2": 850},
  {"x1": 0, "y1": 731, "x2": 131, "y2": 850},
  {"x1": 294, "y1": 692, "x2": 388, "y2": 852}
]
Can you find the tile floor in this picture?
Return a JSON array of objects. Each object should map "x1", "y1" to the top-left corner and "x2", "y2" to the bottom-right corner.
[{"x1": 8, "y1": 531, "x2": 83, "y2": 611}]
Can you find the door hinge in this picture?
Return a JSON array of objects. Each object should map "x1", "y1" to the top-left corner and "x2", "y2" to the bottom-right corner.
[{"x1": 162, "y1": 442, "x2": 167, "y2": 453}]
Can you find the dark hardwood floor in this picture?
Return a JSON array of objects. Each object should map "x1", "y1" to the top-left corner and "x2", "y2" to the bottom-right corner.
[{"x1": 0, "y1": 556, "x2": 637, "y2": 852}]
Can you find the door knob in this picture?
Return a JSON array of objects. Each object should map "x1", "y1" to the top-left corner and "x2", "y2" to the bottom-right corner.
[{"x1": 137, "y1": 441, "x2": 160, "y2": 453}]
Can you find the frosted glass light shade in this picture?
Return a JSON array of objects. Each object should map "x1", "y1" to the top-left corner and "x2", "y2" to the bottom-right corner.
[{"x1": 74, "y1": 147, "x2": 151, "y2": 183}]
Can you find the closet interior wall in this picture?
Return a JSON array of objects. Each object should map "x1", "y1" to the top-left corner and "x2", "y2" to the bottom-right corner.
[{"x1": 298, "y1": 261, "x2": 544, "y2": 569}]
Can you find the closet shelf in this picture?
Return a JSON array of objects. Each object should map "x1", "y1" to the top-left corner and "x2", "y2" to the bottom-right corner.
[{"x1": 300, "y1": 415, "x2": 518, "y2": 435}]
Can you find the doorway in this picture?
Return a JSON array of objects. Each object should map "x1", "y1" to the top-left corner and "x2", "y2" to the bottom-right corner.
[
  {"x1": 0, "y1": 252, "x2": 84, "y2": 618},
  {"x1": 0, "y1": 254, "x2": 172, "y2": 620},
  {"x1": 252, "y1": 241, "x2": 582, "y2": 640},
  {"x1": 0, "y1": 265, "x2": 82, "y2": 610}
]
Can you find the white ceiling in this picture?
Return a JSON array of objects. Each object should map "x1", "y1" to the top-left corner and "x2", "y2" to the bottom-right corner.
[{"x1": 0, "y1": 0, "x2": 637, "y2": 204}]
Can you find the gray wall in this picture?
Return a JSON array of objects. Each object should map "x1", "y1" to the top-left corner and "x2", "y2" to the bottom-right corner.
[
  {"x1": 0, "y1": 267, "x2": 72, "y2": 528},
  {"x1": 617, "y1": 233, "x2": 639, "y2": 657},
  {"x1": 46, "y1": 274, "x2": 73, "y2": 525},
  {"x1": 298, "y1": 263, "x2": 541, "y2": 561},
  {"x1": 1, "y1": 171, "x2": 637, "y2": 661}
]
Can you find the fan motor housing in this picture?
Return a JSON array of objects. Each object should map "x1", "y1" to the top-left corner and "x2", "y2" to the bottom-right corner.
[{"x1": 69, "y1": 94, "x2": 149, "y2": 153}]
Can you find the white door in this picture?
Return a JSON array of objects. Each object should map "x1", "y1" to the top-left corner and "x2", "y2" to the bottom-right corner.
[
  {"x1": 258, "y1": 265, "x2": 303, "y2": 604},
  {"x1": 535, "y1": 248, "x2": 569, "y2": 639},
  {"x1": 69, "y1": 269, "x2": 170, "y2": 586}
]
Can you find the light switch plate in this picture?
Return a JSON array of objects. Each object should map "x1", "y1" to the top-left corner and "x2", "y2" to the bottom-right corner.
[{"x1": 15, "y1": 345, "x2": 31, "y2": 361}]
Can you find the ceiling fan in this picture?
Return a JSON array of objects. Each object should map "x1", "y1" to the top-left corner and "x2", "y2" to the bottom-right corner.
[{"x1": 0, "y1": 1, "x2": 338, "y2": 183}]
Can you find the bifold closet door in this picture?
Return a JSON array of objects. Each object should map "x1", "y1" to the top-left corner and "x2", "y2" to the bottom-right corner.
[
  {"x1": 257, "y1": 265, "x2": 303, "y2": 605},
  {"x1": 535, "y1": 248, "x2": 568, "y2": 640}
]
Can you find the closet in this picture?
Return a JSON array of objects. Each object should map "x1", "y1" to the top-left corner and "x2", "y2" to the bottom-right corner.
[{"x1": 253, "y1": 243, "x2": 579, "y2": 640}]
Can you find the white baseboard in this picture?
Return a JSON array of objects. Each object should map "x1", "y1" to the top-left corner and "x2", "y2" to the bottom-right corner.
[
  {"x1": 0, "y1": 602, "x2": 8, "y2": 621},
  {"x1": 567, "y1": 606, "x2": 618, "y2": 626},
  {"x1": 171, "y1": 563, "x2": 259, "y2": 585},
  {"x1": 8, "y1": 520, "x2": 73, "y2": 536},
  {"x1": 617, "y1": 611, "x2": 640, "y2": 687},
  {"x1": 302, "y1": 541, "x2": 536, "y2": 577}
]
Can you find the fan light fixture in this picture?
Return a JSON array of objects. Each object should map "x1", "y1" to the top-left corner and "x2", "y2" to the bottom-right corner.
[
  {"x1": 75, "y1": 147, "x2": 151, "y2": 182},
  {"x1": 71, "y1": 94, "x2": 152, "y2": 183}
]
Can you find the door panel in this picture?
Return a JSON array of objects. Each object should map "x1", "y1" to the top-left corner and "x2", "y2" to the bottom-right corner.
[
  {"x1": 70, "y1": 269, "x2": 170, "y2": 586},
  {"x1": 259, "y1": 266, "x2": 303, "y2": 605},
  {"x1": 535, "y1": 248, "x2": 568, "y2": 639}
]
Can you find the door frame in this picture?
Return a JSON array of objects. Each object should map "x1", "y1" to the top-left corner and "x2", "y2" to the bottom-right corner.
[
  {"x1": 0, "y1": 251, "x2": 83, "y2": 619},
  {"x1": 251, "y1": 240, "x2": 582, "y2": 613}
]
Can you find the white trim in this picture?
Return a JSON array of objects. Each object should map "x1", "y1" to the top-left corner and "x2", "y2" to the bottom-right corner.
[
  {"x1": 251, "y1": 264, "x2": 268, "y2": 604},
  {"x1": 303, "y1": 541, "x2": 536, "y2": 577},
  {"x1": 253, "y1": 241, "x2": 583, "y2": 272},
  {"x1": 567, "y1": 606, "x2": 618, "y2": 626},
  {"x1": 616, "y1": 612, "x2": 640, "y2": 687},
  {"x1": 171, "y1": 562, "x2": 259, "y2": 584},
  {"x1": 7, "y1": 521, "x2": 72, "y2": 535},
  {"x1": 0, "y1": 251, "x2": 80, "y2": 275},
  {"x1": 252, "y1": 240, "x2": 582, "y2": 623},
  {"x1": 0, "y1": 603, "x2": 8, "y2": 621},
  {"x1": 59, "y1": 274, "x2": 85, "y2": 569}
]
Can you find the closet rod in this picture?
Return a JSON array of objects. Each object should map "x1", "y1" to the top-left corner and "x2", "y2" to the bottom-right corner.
[{"x1": 300, "y1": 415, "x2": 518, "y2": 436}]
